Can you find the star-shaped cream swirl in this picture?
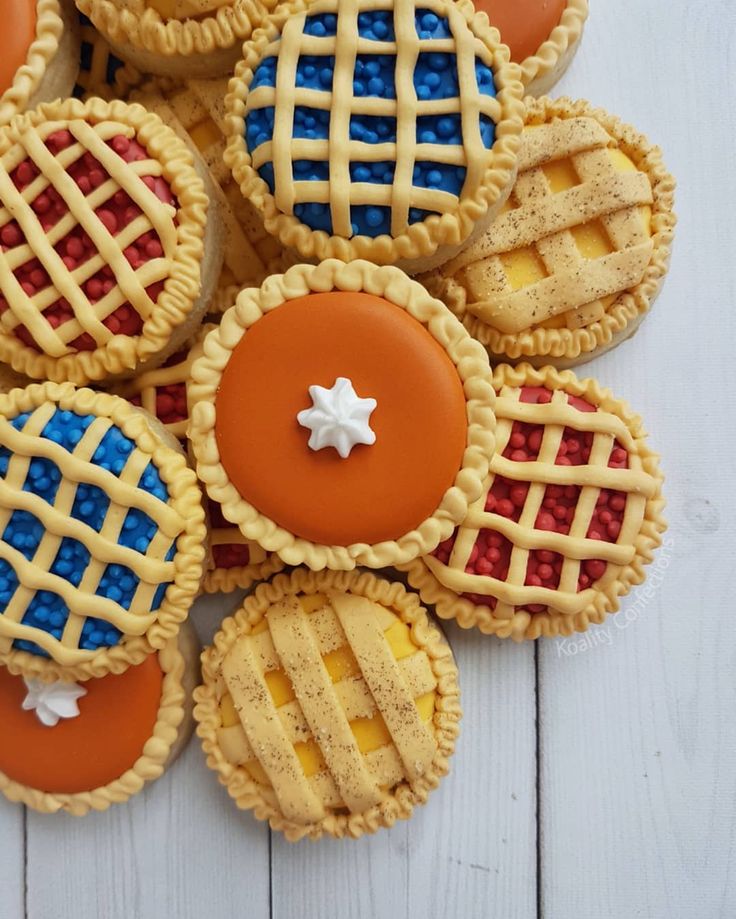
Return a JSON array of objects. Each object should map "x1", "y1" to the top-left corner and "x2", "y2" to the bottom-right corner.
[
  {"x1": 297, "y1": 377, "x2": 377, "y2": 459},
  {"x1": 22, "y1": 678, "x2": 87, "y2": 727}
]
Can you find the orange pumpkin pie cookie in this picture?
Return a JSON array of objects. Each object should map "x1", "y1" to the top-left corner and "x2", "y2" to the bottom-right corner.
[
  {"x1": 423, "y1": 97, "x2": 676, "y2": 368},
  {"x1": 194, "y1": 567, "x2": 460, "y2": 841},
  {"x1": 0, "y1": 620, "x2": 199, "y2": 815},
  {"x1": 0, "y1": 382, "x2": 206, "y2": 682},
  {"x1": 472, "y1": 0, "x2": 588, "y2": 96},
  {"x1": 114, "y1": 325, "x2": 284, "y2": 593},
  {"x1": 0, "y1": 0, "x2": 81, "y2": 127},
  {"x1": 226, "y1": 0, "x2": 524, "y2": 274},
  {"x1": 403, "y1": 363, "x2": 666, "y2": 641},
  {"x1": 188, "y1": 259, "x2": 496, "y2": 570},
  {"x1": 75, "y1": 0, "x2": 271, "y2": 78},
  {"x1": 0, "y1": 96, "x2": 221, "y2": 385}
]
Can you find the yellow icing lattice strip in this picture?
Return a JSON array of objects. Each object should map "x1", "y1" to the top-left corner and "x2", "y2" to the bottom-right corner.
[
  {"x1": 432, "y1": 385, "x2": 657, "y2": 618},
  {"x1": 244, "y1": 0, "x2": 501, "y2": 234},
  {"x1": 0, "y1": 118, "x2": 178, "y2": 355}
]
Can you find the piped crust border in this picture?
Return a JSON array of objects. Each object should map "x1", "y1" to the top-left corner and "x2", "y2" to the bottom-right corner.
[
  {"x1": 0, "y1": 631, "x2": 191, "y2": 815},
  {"x1": 194, "y1": 566, "x2": 461, "y2": 841},
  {"x1": 188, "y1": 259, "x2": 496, "y2": 571},
  {"x1": 75, "y1": 0, "x2": 268, "y2": 59},
  {"x1": 0, "y1": 0, "x2": 66, "y2": 126},
  {"x1": 0, "y1": 381, "x2": 207, "y2": 682},
  {"x1": 224, "y1": 0, "x2": 524, "y2": 267},
  {"x1": 517, "y1": 0, "x2": 588, "y2": 93},
  {"x1": 401, "y1": 362, "x2": 667, "y2": 641},
  {"x1": 425, "y1": 96, "x2": 677, "y2": 365},
  {"x1": 202, "y1": 551, "x2": 284, "y2": 595},
  {"x1": 0, "y1": 96, "x2": 208, "y2": 385}
]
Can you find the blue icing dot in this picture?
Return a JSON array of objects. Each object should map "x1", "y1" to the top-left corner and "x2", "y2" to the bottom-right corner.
[
  {"x1": 139, "y1": 461, "x2": 168, "y2": 502},
  {"x1": 293, "y1": 202, "x2": 333, "y2": 234},
  {"x1": 350, "y1": 205, "x2": 391, "y2": 237},
  {"x1": 93, "y1": 426, "x2": 134, "y2": 475},
  {"x1": 96, "y1": 563, "x2": 138, "y2": 612},
  {"x1": 304, "y1": 12, "x2": 337, "y2": 37},
  {"x1": 349, "y1": 114, "x2": 397, "y2": 144},
  {"x1": 416, "y1": 113, "x2": 463, "y2": 145},
  {"x1": 414, "y1": 53, "x2": 459, "y2": 100},
  {"x1": 415, "y1": 9, "x2": 452, "y2": 39},
  {"x1": 413, "y1": 162, "x2": 467, "y2": 197},
  {"x1": 251, "y1": 54, "x2": 277, "y2": 90},
  {"x1": 293, "y1": 105, "x2": 330, "y2": 140},
  {"x1": 80, "y1": 615, "x2": 121, "y2": 651},
  {"x1": 0, "y1": 559, "x2": 19, "y2": 607},
  {"x1": 50, "y1": 538, "x2": 90, "y2": 587},
  {"x1": 353, "y1": 55, "x2": 395, "y2": 98},
  {"x1": 350, "y1": 161, "x2": 396, "y2": 184},
  {"x1": 358, "y1": 10, "x2": 394, "y2": 41},
  {"x1": 19, "y1": 589, "x2": 69, "y2": 643},
  {"x1": 259, "y1": 162, "x2": 275, "y2": 193},
  {"x1": 246, "y1": 106, "x2": 275, "y2": 152},
  {"x1": 2, "y1": 510, "x2": 44, "y2": 561},
  {"x1": 296, "y1": 55, "x2": 335, "y2": 91},
  {"x1": 294, "y1": 160, "x2": 329, "y2": 182},
  {"x1": 120, "y1": 508, "x2": 158, "y2": 553},
  {"x1": 23, "y1": 457, "x2": 61, "y2": 504},
  {"x1": 40, "y1": 410, "x2": 94, "y2": 450},
  {"x1": 476, "y1": 59, "x2": 496, "y2": 97},
  {"x1": 480, "y1": 113, "x2": 496, "y2": 148},
  {"x1": 70, "y1": 482, "x2": 110, "y2": 532}
]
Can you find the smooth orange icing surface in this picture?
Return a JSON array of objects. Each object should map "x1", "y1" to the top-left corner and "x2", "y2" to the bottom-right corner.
[
  {"x1": 0, "y1": 1, "x2": 38, "y2": 95},
  {"x1": 215, "y1": 292, "x2": 468, "y2": 546},
  {"x1": 474, "y1": 0, "x2": 566, "y2": 63},
  {"x1": 0, "y1": 655, "x2": 164, "y2": 794}
]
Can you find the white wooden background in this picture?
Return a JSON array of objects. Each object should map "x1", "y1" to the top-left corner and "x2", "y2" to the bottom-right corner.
[{"x1": 1, "y1": 1, "x2": 735, "y2": 917}]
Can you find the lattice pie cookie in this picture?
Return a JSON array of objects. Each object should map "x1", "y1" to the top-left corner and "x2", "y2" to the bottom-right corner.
[
  {"x1": 74, "y1": 11, "x2": 142, "y2": 101},
  {"x1": 0, "y1": 382, "x2": 206, "y2": 681},
  {"x1": 195, "y1": 568, "x2": 460, "y2": 841},
  {"x1": 114, "y1": 326, "x2": 284, "y2": 593},
  {"x1": 471, "y1": 0, "x2": 588, "y2": 97},
  {"x1": 0, "y1": 96, "x2": 220, "y2": 385},
  {"x1": 0, "y1": 0, "x2": 80, "y2": 126},
  {"x1": 76, "y1": 0, "x2": 270, "y2": 78},
  {"x1": 226, "y1": 0, "x2": 524, "y2": 274},
  {"x1": 403, "y1": 363, "x2": 666, "y2": 641},
  {"x1": 189, "y1": 259, "x2": 496, "y2": 571},
  {"x1": 0, "y1": 620, "x2": 199, "y2": 815},
  {"x1": 423, "y1": 97, "x2": 676, "y2": 368}
]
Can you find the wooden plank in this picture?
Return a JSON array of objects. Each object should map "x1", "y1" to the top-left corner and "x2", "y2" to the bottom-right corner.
[
  {"x1": 539, "y1": 4, "x2": 736, "y2": 916},
  {"x1": 271, "y1": 623, "x2": 538, "y2": 919},
  {"x1": 0, "y1": 801, "x2": 25, "y2": 919},
  {"x1": 25, "y1": 593, "x2": 271, "y2": 919}
]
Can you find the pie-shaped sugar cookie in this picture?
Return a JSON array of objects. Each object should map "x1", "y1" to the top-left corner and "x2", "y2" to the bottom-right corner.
[
  {"x1": 194, "y1": 567, "x2": 460, "y2": 841},
  {"x1": 133, "y1": 78, "x2": 296, "y2": 314},
  {"x1": 76, "y1": 0, "x2": 270, "y2": 78},
  {"x1": 0, "y1": 96, "x2": 220, "y2": 385},
  {"x1": 403, "y1": 363, "x2": 666, "y2": 641},
  {"x1": 188, "y1": 259, "x2": 496, "y2": 570},
  {"x1": 423, "y1": 97, "x2": 676, "y2": 368},
  {"x1": 0, "y1": 382, "x2": 206, "y2": 681},
  {"x1": 114, "y1": 326, "x2": 284, "y2": 593},
  {"x1": 0, "y1": 1, "x2": 81, "y2": 126},
  {"x1": 471, "y1": 0, "x2": 588, "y2": 96},
  {"x1": 226, "y1": 0, "x2": 524, "y2": 274},
  {"x1": 0, "y1": 621, "x2": 199, "y2": 815}
]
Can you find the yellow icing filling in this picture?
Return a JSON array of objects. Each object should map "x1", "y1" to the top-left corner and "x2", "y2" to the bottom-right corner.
[
  {"x1": 218, "y1": 593, "x2": 437, "y2": 783},
  {"x1": 490, "y1": 146, "x2": 653, "y2": 329}
]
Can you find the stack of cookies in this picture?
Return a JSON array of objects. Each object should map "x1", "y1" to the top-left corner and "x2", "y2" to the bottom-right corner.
[{"x1": 0, "y1": 0, "x2": 675, "y2": 841}]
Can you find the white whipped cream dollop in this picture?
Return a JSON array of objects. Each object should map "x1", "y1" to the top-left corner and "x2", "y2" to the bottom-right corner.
[
  {"x1": 22, "y1": 678, "x2": 87, "y2": 727},
  {"x1": 297, "y1": 377, "x2": 377, "y2": 459}
]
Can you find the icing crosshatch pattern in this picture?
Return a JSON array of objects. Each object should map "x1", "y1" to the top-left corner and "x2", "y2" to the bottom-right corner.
[
  {"x1": 0, "y1": 401, "x2": 181, "y2": 661},
  {"x1": 0, "y1": 117, "x2": 178, "y2": 357},
  {"x1": 243, "y1": 0, "x2": 501, "y2": 239}
]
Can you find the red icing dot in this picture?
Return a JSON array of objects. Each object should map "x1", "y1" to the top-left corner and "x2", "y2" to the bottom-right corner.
[
  {"x1": 433, "y1": 386, "x2": 630, "y2": 616},
  {"x1": 5, "y1": 134, "x2": 179, "y2": 354},
  {"x1": 208, "y1": 500, "x2": 251, "y2": 570}
]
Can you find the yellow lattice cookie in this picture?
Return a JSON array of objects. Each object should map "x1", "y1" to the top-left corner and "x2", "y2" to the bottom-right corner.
[
  {"x1": 195, "y1": 568, "x2": 461, "y2": 841},
  {"x1": 424, "y1": 97, "x2": 676, "y2": 367},
  {"x1": 0, "y1": 382, "x2": 206, "y2": 681},
  {"x1": 403, "y1": 363, "x2": 666, "y2": 641},
  {"x1": 0, "y1": 97, "x2": 218, "y2": 385}
]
